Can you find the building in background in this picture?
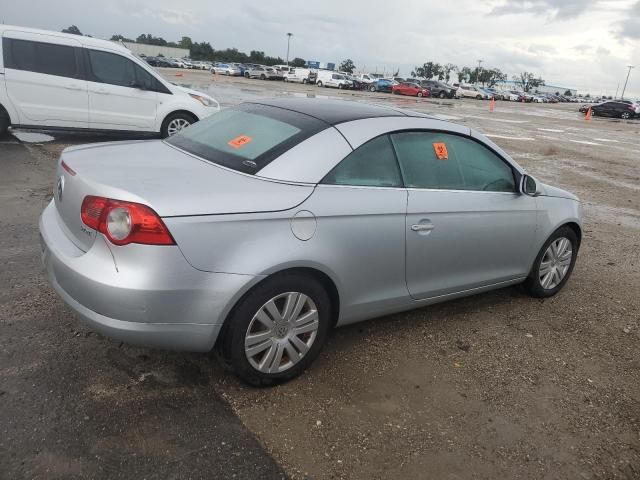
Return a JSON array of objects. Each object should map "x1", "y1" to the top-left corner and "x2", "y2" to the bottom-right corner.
[
  {"x1": 495, "y1": 80, "x2": 577, "y2": 96},
  {"x1": 121, "y1": 41, "x2": 189, "y2": 58}
]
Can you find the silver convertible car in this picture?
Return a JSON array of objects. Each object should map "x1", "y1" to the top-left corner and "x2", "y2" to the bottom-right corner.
[{"x1": 40, "y1": 98, "x2": 582, "y2": 385}]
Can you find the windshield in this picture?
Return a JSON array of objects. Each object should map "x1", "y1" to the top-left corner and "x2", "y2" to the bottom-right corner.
[{"x1": 166, "y1": 104, "x2": 327, "y2": 174}]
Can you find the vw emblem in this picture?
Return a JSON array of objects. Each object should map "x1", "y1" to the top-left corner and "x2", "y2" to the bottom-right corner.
[{"x1": 57, "y1": 176, "x2": 65, "y2": 202}]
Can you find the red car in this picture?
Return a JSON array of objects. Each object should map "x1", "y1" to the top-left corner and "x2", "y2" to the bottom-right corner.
[{"x1": 392, "y1": 82, "x2": 431, "y2": 98}]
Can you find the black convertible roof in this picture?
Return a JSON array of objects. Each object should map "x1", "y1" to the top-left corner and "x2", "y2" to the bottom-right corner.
[{"x1": 246, "y1": 97, "x2": 416, "y2": 126}]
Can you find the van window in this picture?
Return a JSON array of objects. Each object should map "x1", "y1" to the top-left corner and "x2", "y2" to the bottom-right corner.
[
  {"x1": 87, "y1": 50, "x2": 136, "y2": 87},
  {"x1": 2, "y1": 38, "x2": 79, "y2": 79}
]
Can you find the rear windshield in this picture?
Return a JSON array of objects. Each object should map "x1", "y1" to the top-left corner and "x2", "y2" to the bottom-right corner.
[{"x1": 166, "y1": 104, "x2": 327, "y2": 174}]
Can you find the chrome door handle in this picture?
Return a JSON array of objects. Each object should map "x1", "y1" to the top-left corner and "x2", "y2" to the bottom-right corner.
[
  {"x1": 411, "y1": 224, "x2": 434, "y2": 232},
  {"x1": 94, "y1": 89, "x2": 110, "y2": 95},
  {"x1": 65, "y1": 84, "x2": 82, "y2": 90}
]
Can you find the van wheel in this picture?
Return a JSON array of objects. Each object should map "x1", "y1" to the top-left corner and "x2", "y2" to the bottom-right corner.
[
  {"x1": 302, "y1": 79, "x2": 307, "y2": 84},
  {"x1": 221, "y1": 273, "x2": 331, "y2": 386},
  {"x1": 161, "y1": 112, "x2": 196, "y2": 138},
  {"x1": 317, "y1": 81, "x2": 323, "y2": 87},
  {"x1": 0, "y1": 108, "x2": 9, "y2": 137}
]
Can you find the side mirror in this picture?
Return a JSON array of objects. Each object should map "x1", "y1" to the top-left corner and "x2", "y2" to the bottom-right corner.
[{"x1": 521, "y1": 174, "x2": 542, "y2": 196}]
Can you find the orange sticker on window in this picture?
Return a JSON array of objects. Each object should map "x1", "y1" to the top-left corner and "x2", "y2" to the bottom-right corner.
[
  {"x1": 433, "y1": 142, "x2": 448, "y2": 160},
  {"x1": 228, "y1": 135, "x2": 253, "y2": 149}
]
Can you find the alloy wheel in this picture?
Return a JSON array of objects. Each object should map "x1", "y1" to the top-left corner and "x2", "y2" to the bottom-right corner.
[
  {"x1": 166, "y1": 118, "x2": 191, "y2": 136},
  {"x1": 244, "y1": 292, "x2": 319, "y2": 374},
  {"x1": 538, "y1": 237, "x2": 573, "y2": 289}
]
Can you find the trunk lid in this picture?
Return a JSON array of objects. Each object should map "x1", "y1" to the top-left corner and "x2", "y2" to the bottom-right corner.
[{"x1": 55, "y1": 140, "x2": 314, "y2": 252}]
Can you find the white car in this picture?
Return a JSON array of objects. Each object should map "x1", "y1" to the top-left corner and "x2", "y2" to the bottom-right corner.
[
  {"x1": 456, "y1": 84, "x2": 490, "y2": 100},
  {"x1": 283, "y1": 67, "x2": 317, "y2": 84},
  {"x1": 211, "y1": 63, "x2": 241, "y2": 76},
  {"x1": 0, "y1": 25, "x2": 219, "y2": 138},
  {"x1": 316, "y1": 71, "x2": 351, "y2": 89},
  {"x1": 191, "y1": 61, "x2": 211, "y2": 70}
]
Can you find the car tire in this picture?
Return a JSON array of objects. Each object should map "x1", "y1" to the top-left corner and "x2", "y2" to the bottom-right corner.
[
  {"x1": 225, "y1": 71, "x2": 230, "y2": 76},
  {"x1": 160, "y1": 111, "x2": 197, "y2": 138},
  {"x1": 302, "y1": 78, "x2": 307, "y2": 84},
  {"x1": 523, "y1": 226, "x2": 578, "y2": 298},
  {"x1": 417, "y1": 92, "x2": 423, "y2": 97},
  {"x1": 0, "y1": 108, "x2": 10, "y2": 137},
  {"x1": 283, "y1": 77, "x2": 288, "y2": 82},
  {"x1": 369, "y1": 85, "x2": 376, "y2": 92},
  {"x1": 220, "y1": 272, "x2": 332, "y2": 386},
  {"x1": 260, "y1": 74, "x2": 266, "y2": 80},
  {"x1": 244, "y1": 72, "x2": 250, "y2": 78},
  {"x1": 476, "y1": 95, "x2": 482, "y2": 100},
  {"x1": 439, "y1": 91, "x2": 446, "y2": 99},
  {"x1": 317, "y1": 81, "x2": 323, "y2": 87},
  {"x1": 621, "y1": 111, "x2": 631, "y2": 119}
]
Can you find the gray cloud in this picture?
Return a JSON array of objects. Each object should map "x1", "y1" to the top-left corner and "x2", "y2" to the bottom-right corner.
[
  {"x1": 491, "y1": 0, "x2": 597, "y2": 19},
  {"x1": 617, "y1": 1, "x2": 640, "y2": 39}
]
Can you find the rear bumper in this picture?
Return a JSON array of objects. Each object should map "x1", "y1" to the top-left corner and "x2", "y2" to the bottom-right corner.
[{"x1": 39, "y1": 200, "x2": 256, "y2": 352}]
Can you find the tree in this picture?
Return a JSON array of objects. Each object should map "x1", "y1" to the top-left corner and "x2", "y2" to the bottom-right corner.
[
  {"x1": 339, "y1": 59, "x2": 355, "y2": 74},
  {"x1": 179, "y1": 36, "x2": 193, "y2": 50},
  {"x1": 513, "y1": 72, "x2": 545, "y2": 92},
  {"x1": 110, "y1": 34, "x2": 134, "y2": 43},
  {"x1": 564, "y1": 89, "x2": 572, "y2": 96},
  {"x1": 291, "y1": 57, "x2": 306, "y2": 68},
  {"x1": 443, "y1": 63, "x2": 456, "y2": 83},
  {"x1": 478, "y1": 68, "x2": 507, "y2": 87},
  {"x1": 190, "y1": 42, "x2": 214, "y2": 60},
  {"x1": 62, "y1": 25, "x2": 82, "y2": 35},
  {"x1": 412, "y1": 62, "x2": 441, "y2": 79},
  {"x1": 136, "y1": 34, "x2": 167, "y2": 46},
  {"x1": 457, "y1": 66, "x2": 472, "y2": 83}
]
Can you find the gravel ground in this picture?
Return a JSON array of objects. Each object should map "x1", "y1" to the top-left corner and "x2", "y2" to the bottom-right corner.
[{"x1": 1, "y1": 70, "x2": 639, "y2": 479}]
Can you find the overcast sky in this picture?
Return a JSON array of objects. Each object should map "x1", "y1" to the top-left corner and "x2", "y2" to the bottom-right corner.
[{"x1": 2, "y1": 0, "x2": 639, "y2": 96}]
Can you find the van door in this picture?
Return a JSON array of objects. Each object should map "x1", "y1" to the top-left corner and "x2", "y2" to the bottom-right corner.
[
  {"x1": 85, "y1": 49, "x2": 158, "y2": 131},
  {"x1": 1, "y1": 33, "x2": 88, "y2": 128}
]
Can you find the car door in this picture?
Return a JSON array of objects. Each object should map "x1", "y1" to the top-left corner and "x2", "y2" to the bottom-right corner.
[
  {"x1": 2, "y1": 34, "x2": 88, "y2": 128},
  {"x1": 310, "y1": 134, "x2": 410, "y2": 319},
  {"x1": 391, "y1": 131, "x2": 538, "y2": 300},
  {"x1": 85, "y1": 49, "x2": 158, "y2": 131}
]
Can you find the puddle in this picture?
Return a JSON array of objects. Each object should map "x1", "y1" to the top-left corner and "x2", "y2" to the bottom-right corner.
[{"x1": 11, "y1": 131, "x2": 55, "y2": 143}]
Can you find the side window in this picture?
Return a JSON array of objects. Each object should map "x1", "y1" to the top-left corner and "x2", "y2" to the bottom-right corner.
[
  {"x1": 321, "y1": 135, "x2": 402, "y2": 188},
  {"x1": 391, "y1": 132, "x2": 515, "y2": 192},
  {"x1": 87, "y1": 50, "x2": 135, "y2": 87},
  {"x1": 3, "y1": 38, "x2": 79, "y2": 79}
]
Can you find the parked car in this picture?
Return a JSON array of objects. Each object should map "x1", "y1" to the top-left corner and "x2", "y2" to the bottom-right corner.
[
  {"x1": 181, "y1": 59, "x2": 194, "y2": 69},
  {"x1": 392, "y1": 82, "x2": 430, "y2": 97},
  {"x1": 245, "y1": 65, "x2": 270, "y2": 79},
  {"x1": 39, "y1": 97, "x2": 583, "y2": 386},
  {"x1": 368, "y1": 78, "x2": 394, "y2": 93},
  {"x1": 456, "y1": 84, "x2": 490, "y2": 99},
  {"x1": 354, "y1": 73, "x2": 376, "y2": 84},
  {"x1": 283, "y1": 67, "x2": 317, "y2": 84},
  {"x1": 316, "y1": 71, "x2": 351, "y2": 88},
  {"x1": 420, "y1": 80, "x2": 456, "y2": 99},
  {"x1": 265, "y1": 67, "x2": 284, "y2": 80},
  {"x1": 580, "y1": 101, "x2": 638, "y2": 119},
  {"x1": 191, "y1": 61, "x2": 211, "y2": 70},
  {"x1": 212, "y1": 63, "x2": 241, "y2": 76},
  {"x1": 169, "y1": 58, "x2": 186, "y2": 68},
  {"x1": 0, "y1": 25, "x2": 219, "y2": 138}
]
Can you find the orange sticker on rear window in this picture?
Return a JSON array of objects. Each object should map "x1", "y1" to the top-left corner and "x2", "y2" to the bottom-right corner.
[
  {"x1": 433, "y1": 142, "x2": 448, "y2": 160},
  {"x1": 228, "y1": 135, "x2": 253, "y2": 149}
]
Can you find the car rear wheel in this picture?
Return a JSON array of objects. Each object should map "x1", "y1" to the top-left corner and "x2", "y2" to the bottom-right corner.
[
  {"x1": 524, "y1": 226, "x2": 578, "y2": 298},
  {"x1": 161, "y1": 112, "x2": 196, "y2": 138},
  {"x1": 260, "y1": 74, "x2": 266, "y2": 80},
  {"x1": 417, "y1": 92, "x2": 423, "y2": 97},
  {"x1": 221, "y1": 273, "x2": 332, "y2": 386},
  {"x1": 439, "y1": 91, "x2": 446, "y2": 99},
  {"x1": 476, "y1": 95, "x2": 482, "y2": 100},
  {"x1": 0, "y1": 108, "x2": 9, "y2": 137},
  {"x1": 369, "y1": 85, "x2": 376, "y2": 92},
  {"x1": 621, "y1": 111, "x2": 631, "y2": 119},
  {"x1": 316, "y1": 81, "x2": 323, "y2": 87}
]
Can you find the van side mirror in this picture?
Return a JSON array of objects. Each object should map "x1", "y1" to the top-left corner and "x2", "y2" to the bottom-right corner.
[{"x1": 521, "y1": 174, "x2": 542, "y2": 196}]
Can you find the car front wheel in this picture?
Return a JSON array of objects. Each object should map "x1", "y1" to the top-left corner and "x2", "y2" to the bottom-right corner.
[
  {"x1": 524, "y1": 226, "x2": 578, "y2": 298},
  {"x1": 161, "y1": 112, "x2": 196, "y2": 138},
  {"x1": 221, "y1": 273, "x2": 331, "y2": 386}
]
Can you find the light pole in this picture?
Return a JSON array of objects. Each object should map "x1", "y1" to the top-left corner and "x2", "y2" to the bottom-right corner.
[
  {"x1": 621, "y1": 65, "x2": 634, "y2": 99},
  {"x1": 286, "y1": 33, "x2": 293, "y2": 66},
  {"x1": 477, "y1": 59, "x2": 483, "y2": 85}
]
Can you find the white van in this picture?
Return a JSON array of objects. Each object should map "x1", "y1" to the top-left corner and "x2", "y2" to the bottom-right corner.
[
  {"x1": 283, "y1": 67, "x2": 317, "y2": 84},
  {"x1": 315, "y1": 70, "x2": 351, "y2": 89},
  {"x1": 0, "y1": 25, "x2": 219, "y2": 138}
]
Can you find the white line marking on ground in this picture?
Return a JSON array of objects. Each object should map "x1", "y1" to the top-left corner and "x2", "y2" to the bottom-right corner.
[
  {"x1": 537, "y1": 128, "x2": 565, "y2": 133},
  {"x1": 593, "y1": 138, "x2": 619, "y2": 143},
  {"x1": 467, "y1": 115, "x2": 529, "y2": 123},
  {"x1": 568, "y1": 139, "x2": 602, "y2": 146},
  {"x1": 485, "y1": 134, "x2": 535, "y2": 141}
]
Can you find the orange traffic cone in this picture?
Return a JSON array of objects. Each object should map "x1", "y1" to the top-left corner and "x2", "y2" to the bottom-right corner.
[
  {"x1": 175, "y1": 73, "x2": 183, "y2": 77},
  {"x1": 489, "y1": 97, "x2": 496, "y2": 112},
  {"x1": 585, "y1": 107, "x2": 591, "y2": 121}
]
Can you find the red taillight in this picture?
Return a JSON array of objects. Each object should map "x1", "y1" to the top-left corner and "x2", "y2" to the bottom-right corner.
[
  {"x1": 80, "y1": 196, "x2": 175, "y2": 246},
  {"x1": 61, "y1": 160, "x2": 76, "y2": 176}
]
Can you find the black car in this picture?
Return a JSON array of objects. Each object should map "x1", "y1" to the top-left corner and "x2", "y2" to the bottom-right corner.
[
  {"x1": 420, "y1": 80, "x2": 456, "y2": 99},
  {"x1": 581, "y1": 101, "x2": 638, "y2": 119},
  {"x1": 146, "y1": 57, "x2": 172, "y2": 68}
]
